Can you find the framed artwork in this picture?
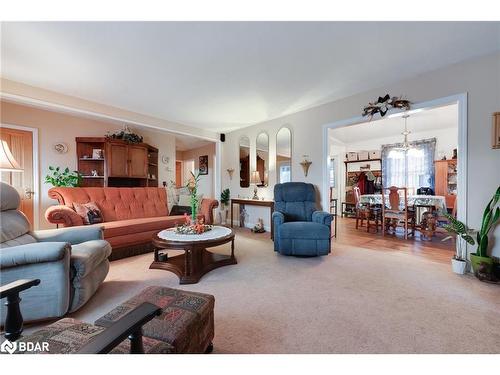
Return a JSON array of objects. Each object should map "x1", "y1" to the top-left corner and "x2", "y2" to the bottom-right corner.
[
  {"x1": 493, "y1": 112, "x2": 500, "y2": 149},
  {"x1": 92, "y1": 149, "x2": 104, "y2": 159},
  {"x1": 199, "y1": 155, "x2": 208, "y2": 175}
]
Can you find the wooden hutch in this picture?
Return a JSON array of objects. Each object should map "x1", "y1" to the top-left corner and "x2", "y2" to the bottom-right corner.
[
  {"x1": 434, "y1": 159, "x2": 457, "y2": 210},
  {"x1": 76, "y1": 137, "x2": 159, "y2": 187}
]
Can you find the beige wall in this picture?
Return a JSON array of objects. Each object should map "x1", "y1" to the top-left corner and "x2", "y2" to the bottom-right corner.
[
  {"x1": 1, "y1": 78, "x2": 218, "y2": 141},
  {"x1": 1, "y1": 100, "x2": 177, "y2": 229},
  {"x1": 222, "y1": 52, "x2": 500, "y2": 256},
  {"x1": 177, "y1": 143, "x2": 216, "y2": 199}
]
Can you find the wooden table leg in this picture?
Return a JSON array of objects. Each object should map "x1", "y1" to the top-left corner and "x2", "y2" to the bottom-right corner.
[{"x1": 230, "y1": 201, "x2": 233, "y2": 228}]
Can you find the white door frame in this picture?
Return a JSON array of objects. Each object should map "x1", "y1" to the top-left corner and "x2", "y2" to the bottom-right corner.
[
  {"x1": 322, "y1": 93, "x2": 468, "y2": 226},
  {"x1": 0, "y1": 123, "x2": 40, "y2": 230}
]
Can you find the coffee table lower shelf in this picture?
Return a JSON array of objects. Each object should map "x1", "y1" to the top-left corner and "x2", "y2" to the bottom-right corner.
[{"x1": 150, "y1": 229, "x2": 236, "y2": 284}]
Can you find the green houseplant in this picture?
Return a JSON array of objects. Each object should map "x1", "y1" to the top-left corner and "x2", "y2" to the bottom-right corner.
[
  {"x1": 443, "y1": 186, "x2": 499, "y2": 278},
  {"x1": 219, "y1": 188, "x2": 230, "y2": 225},
  {"x1": 186, "y1": 171, "x2": 201, "y2": 222},
  {"x1": 443, "y1": 213, "x2": 475, "y2": 274},
  {"x1": 45, "y1": 166, "x2": 82, "y2": 187},
  {"x1": 470, "y1": 186, "x2": 500, "y2": 275}
]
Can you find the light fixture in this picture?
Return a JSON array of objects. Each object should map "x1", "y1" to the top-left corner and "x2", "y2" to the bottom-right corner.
[
  {"x1": 398, "y1": 114, "x2": 411, "y2": 151},
  {"x1": 250, "y1": 171, "x2": 261, "y2": 200},
  {"x1": 300, "y1": 155, "x2": 312, "y2": 177},
  {"x1": 0, "y1": 140, "x2": 23, "y2": 172}
]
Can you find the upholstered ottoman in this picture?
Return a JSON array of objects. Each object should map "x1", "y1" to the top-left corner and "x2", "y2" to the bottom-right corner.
[
  {"x1": 10, "y1": 318, "x2": 173, "y2": 354},
  {"x1": 94, "y1": 286, "x2": 215, "y2": 353}
]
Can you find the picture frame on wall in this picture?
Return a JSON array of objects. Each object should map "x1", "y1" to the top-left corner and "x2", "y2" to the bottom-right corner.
[
  {"x1": 493, "y1": 112, "x2": 500, "y2": 149},
  {"x1": 199, "y1": 155, "x2": 208, "y2": 175}
]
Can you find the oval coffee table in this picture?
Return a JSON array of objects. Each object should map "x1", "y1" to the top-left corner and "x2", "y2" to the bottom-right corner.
[{"x1": 150, "y1": 226, "x2": 236, "y2": 284}]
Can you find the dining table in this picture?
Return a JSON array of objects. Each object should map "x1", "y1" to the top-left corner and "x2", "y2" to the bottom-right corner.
[
  {"x1": 358, "y1": 194, "x2": 447, "y2": 214},
  {"x1": 359, "y1": 194, "x2": 447, "y2": 238}
]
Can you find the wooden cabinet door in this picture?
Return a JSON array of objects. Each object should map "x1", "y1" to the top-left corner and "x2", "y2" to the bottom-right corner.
[
  {"x1": 128, "y1": 145, "x2": 148, "y2": 178},
  {"x1": 434, "y1": 161, "x2": 447, "y2": 196},
  {"x1": 108, "y1": 143, "x2": 129, "y2": 177}
]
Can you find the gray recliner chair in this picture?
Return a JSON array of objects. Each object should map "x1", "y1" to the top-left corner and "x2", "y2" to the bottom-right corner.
[{"x1": 0, "y1": 182, "x2": 111, "y2": 324}]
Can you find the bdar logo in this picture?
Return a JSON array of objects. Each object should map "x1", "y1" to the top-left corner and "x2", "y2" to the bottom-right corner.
[{"x1": 1, "y1": 340, "x2": 17, "y2": 354}]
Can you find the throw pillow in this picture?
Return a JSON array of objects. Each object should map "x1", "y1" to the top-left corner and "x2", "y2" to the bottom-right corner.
[
  {"x1": 73, "y1": 202, "x2": 103, "y2": 225},
  {"x1": 169, "y1": 205, "x2": 192, "y2": 216}
]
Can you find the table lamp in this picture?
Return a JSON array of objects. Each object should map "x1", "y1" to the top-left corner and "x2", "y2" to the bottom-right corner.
[
  {"x1": 250, "y1": 171, "x2": 261, "y2": 200},
  {"x1": 0, "y1": 140, "x2": 23, "y2": 172}
]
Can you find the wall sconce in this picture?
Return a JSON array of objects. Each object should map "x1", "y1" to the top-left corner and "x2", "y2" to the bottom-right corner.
[
  {"x1": 300, "y1": 155, "x2": 312, "y2": 177},
  {"x1": 227, "y1": 168, "x2": 235, "y2": 180}
]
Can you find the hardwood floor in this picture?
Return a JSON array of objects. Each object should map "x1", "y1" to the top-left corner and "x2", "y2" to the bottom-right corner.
[{"x1": 332, "y1": 216, "x2": 455, "y2": 264}]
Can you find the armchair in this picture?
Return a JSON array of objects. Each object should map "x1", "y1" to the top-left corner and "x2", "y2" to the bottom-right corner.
[
  {"x1": 273, "y1": 182, "x2": 333, "y2": 256},
  {"x1": 0, "y1": 182, "x2": 111, "y2": 324}
]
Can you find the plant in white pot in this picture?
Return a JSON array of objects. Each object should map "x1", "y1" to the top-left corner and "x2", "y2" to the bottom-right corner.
[
  {"x1": 442, "y1": 186, "x2": 500, "y2": 278},
  {"x1": 442, "y1": 213, "x2": 475, "y2": 275}
]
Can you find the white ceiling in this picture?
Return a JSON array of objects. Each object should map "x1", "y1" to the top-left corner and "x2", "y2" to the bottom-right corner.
[
  {"x1": 329, "y1": 103, "x2": 458, "y2": 144},
  {"x1": 1, "y1": 22, "x2": 499, "y2": 132},
  {"x1": 175, "y1": 134, "x2": 214, "y2": 151}
]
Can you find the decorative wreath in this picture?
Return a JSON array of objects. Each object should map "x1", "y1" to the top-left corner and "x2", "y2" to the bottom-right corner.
[{"x1": 362, "y1": 94, "x2": 411, "y2": 119}]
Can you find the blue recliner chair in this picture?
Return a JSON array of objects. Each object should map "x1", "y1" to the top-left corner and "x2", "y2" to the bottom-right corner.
[{"x1": 272, "y1": 182, "x2": 332, "y2": 256}]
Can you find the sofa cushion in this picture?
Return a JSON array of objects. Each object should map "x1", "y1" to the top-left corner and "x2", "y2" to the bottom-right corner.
[
  {"x1": 99, "y1": 215, "x2": 186, "y2": 239},
  {"x1": 279, "y1": 221, "x2": 330, "y2": 239},
  {"x1": 73, "y1": 201, "x2": 103, "y2": 225},
  {"x1": 48, "y1": 187, "x2": 170, "y2": 222}
]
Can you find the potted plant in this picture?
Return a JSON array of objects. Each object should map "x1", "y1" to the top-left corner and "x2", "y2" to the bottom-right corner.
[
  {"x1": 219, "y1": 188, "x2": 230, "y2": 225},
  {"x1": 45, "y1": 166, "x2": 82, "y2": 187},
  {"x1": 470, "y1": 186, "x2": 500, "y2": 275},
  {"x1": 442, "y1": 213, "x2": 475, "y2": 275},
  {"x1": 443, "y1": 186, "x2": 500, "y2": 278}
]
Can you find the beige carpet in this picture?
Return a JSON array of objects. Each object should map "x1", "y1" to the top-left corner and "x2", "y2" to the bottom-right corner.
[{"x1": 67, "y1": 229, "x2": 500, "y2": 353}]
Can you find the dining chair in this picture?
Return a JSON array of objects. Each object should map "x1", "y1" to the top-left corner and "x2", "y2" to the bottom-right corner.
[
  {"x1": 353, "y1": 186, "x2": 380, "y2": 232},
  {"x1": 381, "y1": 186, "x2": 416, "y2": 239}
]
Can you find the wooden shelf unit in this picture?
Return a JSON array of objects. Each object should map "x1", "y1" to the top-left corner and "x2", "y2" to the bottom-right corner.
[
  {"x1": 434, "y1": 159, "x2": 457, "y2": 210},
  {"x1": 344, "y1": 158, "x2": 382, "y2": 203},
  {"x1": 76, "y1": 137, "x2": 159, "y2": 188}
]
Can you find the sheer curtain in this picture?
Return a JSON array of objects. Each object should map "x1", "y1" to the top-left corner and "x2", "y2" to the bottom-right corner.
[{"x1": 381, "y1": 138, "x2": 436, "y2": 195}]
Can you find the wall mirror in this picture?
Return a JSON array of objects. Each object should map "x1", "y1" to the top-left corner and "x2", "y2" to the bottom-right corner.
[
  {"x1": 239, "y1": 136, "x2": 250, "y2": 188},
  {"x1": 255, "y1": 132, "x2": 269, "y2": 187},
  {"x1": 276, "y1": 127, "x2": 292, "y2": 184}
]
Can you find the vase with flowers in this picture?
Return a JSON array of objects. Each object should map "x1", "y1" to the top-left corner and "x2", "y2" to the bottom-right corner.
[{"x1": 175, "y1": 172, "x2": 213, "y2": 235}]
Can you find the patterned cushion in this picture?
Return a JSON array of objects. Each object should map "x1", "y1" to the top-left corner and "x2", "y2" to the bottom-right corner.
[
  {"x1": 95, "y1": 286, "x2": 215, "y2": 353},
  {"x1": 12, "y1": 318, "x2": 173, "y2": 354}
]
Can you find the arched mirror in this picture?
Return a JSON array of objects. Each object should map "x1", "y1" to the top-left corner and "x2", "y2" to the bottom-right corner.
[
  {"x1": 276, "y1": 127, "x2": 292, "y2": 184},
  {"x1": 239, "y1": 136, "x2": 250, "y2": 188},
  {"x1": 255, "y1": 132, "x2": 269, "y2": 187}
]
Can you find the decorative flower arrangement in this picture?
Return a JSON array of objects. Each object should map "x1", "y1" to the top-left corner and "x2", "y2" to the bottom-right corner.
[
  {"x1": 106, "y1": 125, "x2": 144, "y2": 143},
  {"x1": 175, "y1": 213, "x2": 213, "y2": 235},
  {"x1": 362, "y1": 94, "x2": 411, "y2": 119}
]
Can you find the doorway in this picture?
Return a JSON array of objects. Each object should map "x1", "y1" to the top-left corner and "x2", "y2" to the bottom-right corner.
[
  {"x1": 321, "y1": 94, "x2": 467, "y2": 257},
  {"x1": 0, "y1": 124, "x2": 39, "y2": 229},
  {"x1": 175, "y1": 160, "x2": 183, "y2": 188}
]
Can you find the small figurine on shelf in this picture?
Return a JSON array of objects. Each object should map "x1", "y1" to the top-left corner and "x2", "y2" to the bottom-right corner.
[{"x1": 251, "y1": 218, "x2": 266, "y2": 233}]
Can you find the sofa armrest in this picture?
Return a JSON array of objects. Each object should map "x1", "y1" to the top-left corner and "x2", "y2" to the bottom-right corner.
[
  {"x1": 272, "y1": 211, "x2": 285, "y2": 227},
  {"x1": 0, "y1": 242, "x2": 70, "y2": 269},
  {"x1": 199, "y1": 198, "x2": 219, "y2": 224},
  {"x1": 45, "y1": 205, "x2": 84, "y2": 227},
  {"x1": 32, "y1": 226, "x2": 104, "y2": 245},
  {"x1": 312, "y1": 211, "x2": 333, "y2": 226}
]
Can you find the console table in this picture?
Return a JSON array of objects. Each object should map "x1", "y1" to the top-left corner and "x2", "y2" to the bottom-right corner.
[{"x1": 230, "y1": 198, "x2": 275, "y2": 240}]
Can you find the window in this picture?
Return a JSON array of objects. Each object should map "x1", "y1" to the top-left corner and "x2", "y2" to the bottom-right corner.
[
  {"x1": 278, "y1": 163, "x2": 291, "y2": 183},
  {"x1": 329, "y1": 157, "x2": 336, "y2": 188},
  {"x1": 382, "y1": 139, "x2": 436, "y2": 194}
]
